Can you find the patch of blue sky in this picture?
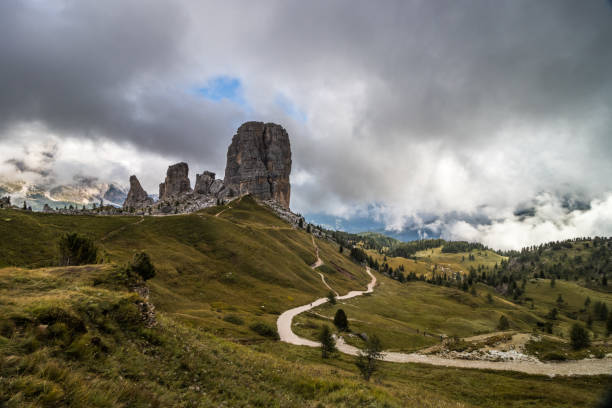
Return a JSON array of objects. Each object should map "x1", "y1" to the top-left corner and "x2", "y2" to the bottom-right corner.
[
  {"x1": 195, "y1": 76, "x2": 247, "y2": 106},
  {"x1": 275, "y1": 94, "x2": 307, "y2": 123}
]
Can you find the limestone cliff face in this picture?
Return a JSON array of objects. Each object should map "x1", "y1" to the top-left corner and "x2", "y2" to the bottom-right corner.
[
  {"x1": 159, "y1": 162, "x2": 191, "y2": 201},
  {"x1": 224, "y1": 122, "x2": 291, "y2": 208},
  {"x1": 123, "y1": 175, "x2": 153, "y2": 209}
]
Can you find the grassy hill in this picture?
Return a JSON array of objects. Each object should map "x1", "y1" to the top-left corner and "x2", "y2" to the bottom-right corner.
[
  {"x1": 364, "y1": 246, "x2": 506, "y2": 280},
  {"x1": 0, "y1": 197, "x2": 370, "y2": 340},
  {"x1": 1, "y1": 199, "x2": 611, "y2": 407},
  {"x1": 503, "y1": 237, "x2": 612, "y2": 293}
]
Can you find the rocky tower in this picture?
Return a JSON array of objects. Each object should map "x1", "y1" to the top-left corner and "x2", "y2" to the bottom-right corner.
[
  {"x1": 194, "y1": 171, "x2": 216, "y2": 194},
  {"x1": 123, "y1": 175, "x2": 153, "y2": 209},
  {"x1": 224, "y1": 122, "x2": 292, "y2": 208},
  {"x1": 159, "y1": 162, "x2": 191, "y2": 201}
]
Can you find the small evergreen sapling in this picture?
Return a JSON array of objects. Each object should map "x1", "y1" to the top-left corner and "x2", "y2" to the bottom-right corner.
[{"x1": 319, "y1": 325, "x2": 336, "y2": 358}]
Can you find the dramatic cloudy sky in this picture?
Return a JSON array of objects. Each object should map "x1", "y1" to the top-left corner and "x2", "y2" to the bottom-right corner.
[{"x1": 1, "y1": 0, "x2": 611, "y2": 249}]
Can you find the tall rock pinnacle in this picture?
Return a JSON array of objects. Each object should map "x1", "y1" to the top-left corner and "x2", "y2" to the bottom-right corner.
[
  {"x1": 159, "y1": 162, "x2": 191, "y2": 201},
  {"x1": 224, "y1": 122, "x2": 292, "y2": 208},
  {"x1": 123, "y1": 175, "x2": 153, "y2": 209}
]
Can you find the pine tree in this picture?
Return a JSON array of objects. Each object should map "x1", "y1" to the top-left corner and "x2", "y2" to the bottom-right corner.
[
  {"x1": 319, "y1": 325, "x2": 336, "y2": 358},
  {"x1": 333, "y1": 309, "x2": 349, "y2": 331},
  {"x1": 498, "y1": 315, "x2": 510, "y2": 330},
  {"x1": 556, "y1": 294, "x2": 564, "y2": 306},
  {"x1": 355, "y1": 334, "x2": 383, "y2": 381},
  {"x1": 570, "y1": 324, "x2": 590, "y2": 350}
]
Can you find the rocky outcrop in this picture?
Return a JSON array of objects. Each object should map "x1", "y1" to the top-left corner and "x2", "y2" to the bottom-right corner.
[
  {"x1": 194, "y1": 171, "x2": 216, "y2": 194},
  {"x1": 224, "y1": 122, "x2": 292, "y2": 208},
  {"x1": 159, "y1": 162, "x2": 191, "y2": 201},
  {"x1": 123, "y1": 175, "x2": 153, "y2": 210}
]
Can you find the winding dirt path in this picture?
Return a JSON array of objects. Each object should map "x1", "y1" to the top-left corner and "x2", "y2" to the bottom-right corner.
[
  {"x1": 310, "y1": 236, "x2": 338, "y2": 296},
  {"x1": 276, "y1": 267, "x2": 612, "y2": 377},
  {"x1": 215, "y1": 195, "x2": 244, "y2": 217}
]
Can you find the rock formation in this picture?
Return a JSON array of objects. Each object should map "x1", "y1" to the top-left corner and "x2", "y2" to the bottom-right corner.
[
  {"x1": 123, "y1": 175, "x2": 153, "y2": 210},
  {"x1": 0, "y1": 196, "x2": 10, "y2": 209},
  {"x1": 159, "y1": 162, "x2": 191, "y2": 201},
  {"x1": 224, "y1": 122, "x2": 292, "y2": 208},
  {"x1": 194, "y1": 171, "x2": 216, "y2": 194}
]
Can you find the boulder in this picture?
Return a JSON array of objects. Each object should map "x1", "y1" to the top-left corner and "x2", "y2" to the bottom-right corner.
[
  {"x1": 123, "y1": 175, "x2": 153, "y2": 210},
  {"x1": 159, "y1": 162, "x2": 191, "y2": 201},
  {"x1": 224, "y1": 122, "x2": 291, "y2": 208}
]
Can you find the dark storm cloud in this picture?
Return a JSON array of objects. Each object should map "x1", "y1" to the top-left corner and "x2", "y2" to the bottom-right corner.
[
  {"x1": 5, "y1": 158, "x2": 51, "y2": 176},
  {"x1": 1, "y1": 0, "x2": 611, "y2": 247},
  {"x1": 0, "y1": 0, "x2": 243, "y2": 166}
]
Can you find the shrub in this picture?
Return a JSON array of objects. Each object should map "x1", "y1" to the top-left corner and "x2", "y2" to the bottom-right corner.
[
  {"x1": 541, "y1": 352, "x2": 567, "y2": 361},
  {"x1": 327, "y1": 292, "x2": 336, "y2": 305},
  {"x1": 35, "y1": 307, "x2": 86, "y2": 334},
  {"x1": 223, "y1": 314, "x2": 244, "y2": 325},
  {"x1": 319, "y1": 325, "x2": 336, "y2": 358},
  {"x1": 58, "y1": 233, "x2": 98, "y2": 266},
  {"x1": 498, "y1": 315, "x2": 509, "y2": 330},
  {"x1": 356, "y1": 334, "x2": 383, "y2": 381},
  {"x1": 249, "y1": 322, "x2": 279, "y2": 339},
  {"x1": 333, "y1": 309, "x2": 349, "y2": 332},
  {"x1": 128, "y1": 252, "x2": 156, "y2": 281},
  {"x1": 570, "y1": 324, "x2": 590, "y2": 350}
]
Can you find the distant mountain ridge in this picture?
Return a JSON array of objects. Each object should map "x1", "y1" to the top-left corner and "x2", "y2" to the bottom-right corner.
[{"x1": 0, "y1": 177, "x2": 128, "y2": 210}]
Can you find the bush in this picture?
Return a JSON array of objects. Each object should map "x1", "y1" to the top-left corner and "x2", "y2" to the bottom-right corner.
[
  {"x1": 58, "y1": 233, "x2": 98, "y2": 266},
  {"x1": 223, "y1": 315, "x2": 244, "y2": 325},
  {"x1": 327, "y1": 292, "x2": 336, "y2": 305},
  {"x1": 541, "y1": 352, "x2": 567, "y2": 361},
  {"x1": 249, "y1": 322, "x2": 279, "y2": 340},
  {"x1": 498, "y1": 315, "x2": 509, "y2": 330},
  {"x1": 570, "y1": 324, "x2": 590, "y2": 350},
  {"x1": 128, "y1": 252, "x2": 156, "y2": 281}
]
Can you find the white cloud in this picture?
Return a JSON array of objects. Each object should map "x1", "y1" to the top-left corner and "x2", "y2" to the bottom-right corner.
[{"x1": 443, "y1": 193, "x2": 612, "y2": 250}]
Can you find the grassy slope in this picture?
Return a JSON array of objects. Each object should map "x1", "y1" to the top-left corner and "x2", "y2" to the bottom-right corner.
[
  {"x1": 523, "y1": 278, "x2": 611, "y2": 338},
  {"x1": 1, "y1": 200, "x2": 611, "y2": 407},
  {"x1": 0, "y1": 197, "x2": 369, "y2": 340},
  {"x1": 415, "y1": 246, "x2": 506, "y2": 272},
  {"x1": 0, "y1": 266, "x2": 442, "y2": 407}
]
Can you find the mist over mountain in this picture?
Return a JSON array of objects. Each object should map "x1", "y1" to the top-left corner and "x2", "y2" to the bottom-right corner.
[{"x1": 0, "y1": 176, "x2": 127, "y2": 210}]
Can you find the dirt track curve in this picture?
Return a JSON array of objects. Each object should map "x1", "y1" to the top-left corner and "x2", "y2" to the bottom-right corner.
[{"x1": 277, "y1": 266, "x2": 612, "y2": 377}]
